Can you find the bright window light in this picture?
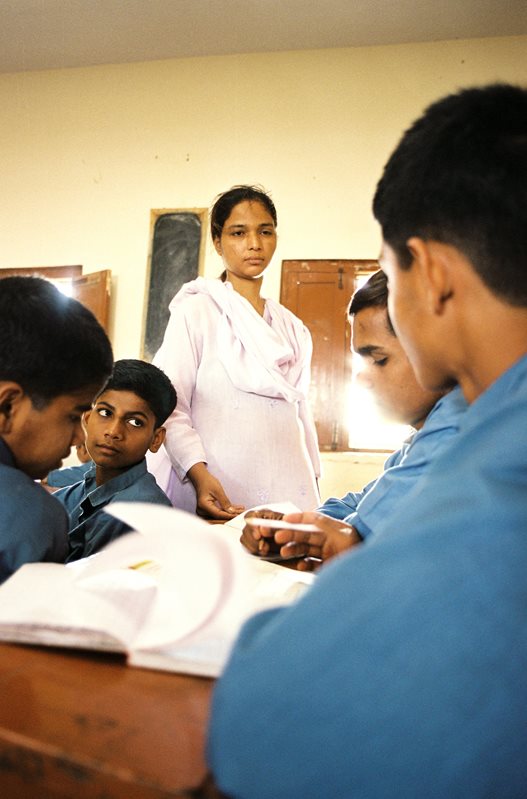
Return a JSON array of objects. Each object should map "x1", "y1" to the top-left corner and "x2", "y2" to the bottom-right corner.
[
  {"x1": 54, "y1": 278, "x2": 74, "y2": 297},
  {"x1": 346, "y1": 378, "x2": 412, "y2": 451}
]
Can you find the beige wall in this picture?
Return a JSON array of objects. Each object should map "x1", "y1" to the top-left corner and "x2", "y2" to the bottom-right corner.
[
  {"x1": 1, "y1": 35, "x2": 526, "y2": 360},
  {"x1": 2, "y1": 35, "x2": 525, "y2": 497}
]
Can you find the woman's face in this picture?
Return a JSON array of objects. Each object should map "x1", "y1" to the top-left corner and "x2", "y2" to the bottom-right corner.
[{"x1": 213, "y1": 200, "x2": 277, "y2": 280}]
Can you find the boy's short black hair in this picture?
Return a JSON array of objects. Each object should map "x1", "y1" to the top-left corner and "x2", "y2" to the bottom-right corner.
[
  {"x1": 373, "y1": 83, "x2": 527, "y2": 306},
  {"x1": 0, "y1": 276, "x2": 113, "y2": 407},
  {"x1": 98, "y1": 359, "x2": 177, "y2": 428},
  {"x1": 348, "y1": 270, "x2": 395, "y2": 335}
]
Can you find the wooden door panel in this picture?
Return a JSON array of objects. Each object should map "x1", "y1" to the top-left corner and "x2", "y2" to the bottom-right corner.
[
  {"x1": 0, "y1": 266, "x2": 111, "y2": 335},
  {"x1": 72, "y1": 270, "x2": 112, "y2": 333},
  {"x1": 0, "y1": 265, "x2": 82, "y2": 279},
  {"x1": 281, "y1": 260, "x2": 377, "y2": 451}
]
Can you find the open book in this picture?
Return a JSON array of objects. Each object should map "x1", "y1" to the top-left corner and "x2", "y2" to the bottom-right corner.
[{"x1": 0, "y1": 503, "x2": 314, "y2": 677}]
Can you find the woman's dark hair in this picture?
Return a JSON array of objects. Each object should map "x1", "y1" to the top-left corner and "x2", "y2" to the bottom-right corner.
[{"x1": 210, "y1": 185, "x2": 277, "y2": 242}]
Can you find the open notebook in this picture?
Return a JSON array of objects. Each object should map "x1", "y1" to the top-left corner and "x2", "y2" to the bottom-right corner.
[{"x1": 0, "y1": 502, "x2": 314, "y2": 677}]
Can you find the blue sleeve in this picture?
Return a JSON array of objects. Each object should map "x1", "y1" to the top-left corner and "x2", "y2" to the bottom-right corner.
[
  {"x1": 316, "y1": 449, "x2": 404, "y2": 521},
  {"x1": 207, "y1": 391, "x2": 527, "y2": 798},
  {"x1": 45, "y1": 461, "x2": 92, "y2": 488},
  {"x1": 316, "y1": 488, "x2": 371, "y2": 520},
  {"x1": 0, "y1": 472, "x2": 68, "y2": 582},
  {"x1": 351, "y1": 387, "x2": 467, "y2": 538}
]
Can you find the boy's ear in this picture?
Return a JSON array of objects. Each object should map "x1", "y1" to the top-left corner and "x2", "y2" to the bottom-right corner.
[
  {"x1": 148, "y1": 426, "x2": 166, "y2": 454},
  {"x1": 0, "y1": 382, "x2": 25, "y2": 435},
  {"x1": 406, "y1": 237, "x2": 454, "y2": 316}
]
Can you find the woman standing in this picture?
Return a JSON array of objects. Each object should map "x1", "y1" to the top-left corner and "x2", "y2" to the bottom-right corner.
[{"x1": 148, "y1": 185, "x2": 320, "y2": 519}]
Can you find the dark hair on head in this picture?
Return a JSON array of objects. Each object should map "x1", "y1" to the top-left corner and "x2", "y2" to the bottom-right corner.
[
  {"x1": 0, "y1": 276, "x2": 113, "y2": 407},
  {"x1": 348, "y1": 270, "x2": 395, "y2": 335},
  {"x1": 97, "y1": 359, "x2": 177, "y2": 427},
  {"x1": 210, "y1": 185, "x2": 277, "y2": 242},
  {"x1": 373, "y1": 83, "x2": 527, "y2": 306}
]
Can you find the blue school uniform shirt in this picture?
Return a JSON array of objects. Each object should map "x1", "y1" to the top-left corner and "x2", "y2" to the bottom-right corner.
[
  {"x1": 318, "y1": 386, "x2": 467, "y2": 537},
  {"x1": 45, "y1": 460, "x2": 92, "y2": 488},
  {"x1": 0, "y1": 438, "x2": 68, "y2": 582},
  {"x1": 207, "y1": 355, "x2": 527, "y2": 799},
  {"x1": 54, "y1": 458, "x2": 172, "y2": 562}
]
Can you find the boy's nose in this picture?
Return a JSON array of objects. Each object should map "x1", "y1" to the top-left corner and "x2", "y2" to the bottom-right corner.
[
  {"x1": 105, "y1": 422, "x2": 123, "y2": 439},
  {"x1": 356, "y1": 369, "x2": 373, "y2": 391}
]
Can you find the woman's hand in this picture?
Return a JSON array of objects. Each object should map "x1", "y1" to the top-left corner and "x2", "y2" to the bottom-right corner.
[{"x1": 187, "y1": 463, "x2": 245, "y2": 520}]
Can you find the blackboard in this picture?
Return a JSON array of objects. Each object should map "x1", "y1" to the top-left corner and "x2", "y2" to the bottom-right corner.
[{"x1": 143, "y1": 211, "x2": 205, "y2": 361}]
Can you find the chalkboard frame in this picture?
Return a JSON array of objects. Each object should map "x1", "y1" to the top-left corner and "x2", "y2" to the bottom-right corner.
[{"x1": 141, "y1": 208, "x2": 208, "y2": 361}]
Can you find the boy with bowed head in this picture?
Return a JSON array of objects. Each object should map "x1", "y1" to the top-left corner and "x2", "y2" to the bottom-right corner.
[
  {"x1": 0, "y1": 276, "x2": 113, "y2": 583},
  {"x1": 207, "y1": 84, "x2": 527, "y2": 798},
  {"x1": 241, "y1": 269, "x2": 467, "y2": 566},
  {"x1": 148, "y1": 185, "x2": 320, "y2": 520}
]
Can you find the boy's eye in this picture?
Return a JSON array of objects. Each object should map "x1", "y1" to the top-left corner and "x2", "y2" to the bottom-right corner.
[
  {"x1": 97, "y1": 408, "x2": 111, "y2": 417},
  {"x1": 128, "y1": 418, "x2": 143, "y2": 428},
  {"x1": 374, "y1": 357, "x2": 388, "y2": 367}
]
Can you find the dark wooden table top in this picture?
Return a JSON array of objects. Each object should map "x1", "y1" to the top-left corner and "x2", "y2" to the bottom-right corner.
[{"x1": 0, "y1": 641, "x2": 217, "y2": 798}]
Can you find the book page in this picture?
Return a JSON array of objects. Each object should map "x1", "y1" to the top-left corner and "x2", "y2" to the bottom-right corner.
[
  {"x1": 0, "y1": 503, "x2": 314, "y2": 674},
  {"x1": 130, "y1": 533, "x2": 315, "y2": 677},
  {"x1": 105, "y1": 503, "x2": 242, "y2": 651},
  {"x1": 0, "y1": 561, "x2": 154, "y2": 651},
  {"x1": 0, "y1": 504, "x2": 242, "y2": 655}
]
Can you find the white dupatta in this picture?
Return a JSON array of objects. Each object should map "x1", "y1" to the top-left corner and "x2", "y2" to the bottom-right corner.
[{"x1": 168, "y1": 278, "x2": 311, "y2": 403}]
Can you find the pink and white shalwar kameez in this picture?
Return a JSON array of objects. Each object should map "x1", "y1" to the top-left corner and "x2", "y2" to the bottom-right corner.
[{"x1": 148, "y1": 277, "x2": 320, "y2": 513}]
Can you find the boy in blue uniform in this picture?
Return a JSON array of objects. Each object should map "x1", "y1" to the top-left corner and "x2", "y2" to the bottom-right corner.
[
  {"x1": 241, "y1": 270, "x2": 467, "y2": 564},
  {"x1": 54, "y1": 359, "x2": 177, "y2": 561},
  {"x1": 0, "y1": 276, "x2": 113, "y2": 583},
  {"x1": 208, "y1": 84, "x2": 527, "y2": 798}
]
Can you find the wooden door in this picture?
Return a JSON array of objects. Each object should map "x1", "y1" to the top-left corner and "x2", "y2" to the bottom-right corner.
[
  {"x1": 0, "y1": 265, "x2": 82, "y2": 279},
  {"x1": 72, "y1": 270, "x2": 112, "y2": 333},
  {"x1": 0, "y1": 266, "x2": 111, "y2": 335},
  {"x1": 281, "y1": 259, "x2": 378, "y2": 451}
]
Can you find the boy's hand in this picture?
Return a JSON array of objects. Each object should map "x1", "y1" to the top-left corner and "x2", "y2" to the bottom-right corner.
[
  {"x1": 240, "y1": 509, "x2": 285, "y2": 556},
  {"x1": 272, "y1": 512, "x2": 362, "y2": 564}
]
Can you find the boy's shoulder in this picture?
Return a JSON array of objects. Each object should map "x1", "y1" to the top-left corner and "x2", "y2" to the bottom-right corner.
[
  {"x1": 0, "y1": 462, "x2": 69, "y2": 578},
  {"x1": 112, "y1": 460, "x2": 173, "y2": 507},
  {"x1": 45, "y1": 461, "x2": 92, "y2": 488}
]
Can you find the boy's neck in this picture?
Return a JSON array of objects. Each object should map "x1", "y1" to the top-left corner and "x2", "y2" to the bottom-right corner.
[
  {"x1": 455, "y1": 306, "x2": 527, "y2": 404},
  {"x1": 94, "y1": 459, "x2": 142, "y2": 487}
]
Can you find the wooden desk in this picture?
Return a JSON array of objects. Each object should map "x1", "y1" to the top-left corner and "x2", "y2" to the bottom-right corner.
[{"x1": 0, "y1": 642, "x2": 215, "y2": 798}]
